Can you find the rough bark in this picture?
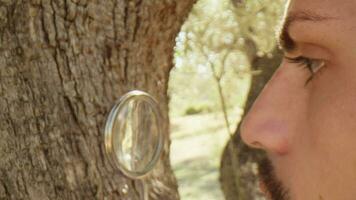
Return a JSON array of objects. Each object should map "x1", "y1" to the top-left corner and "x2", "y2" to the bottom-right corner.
[
  {"x1": 0, "y1": 0, "x2": 195, "y2": 199},
  {"x1": 220, "y1": 46, "x2": 282, "y2": 200}
]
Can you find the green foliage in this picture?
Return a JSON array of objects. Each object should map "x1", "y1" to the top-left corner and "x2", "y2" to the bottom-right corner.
[
  {"x1": 169, "y1": 0, "x2": 285, "y2": 117},
  {"x1": 184, "y1": 104, "x2": 213, "y2": 115},
  {"x1": 185, "y1": 107, "x2": 203, "y2": 115}
]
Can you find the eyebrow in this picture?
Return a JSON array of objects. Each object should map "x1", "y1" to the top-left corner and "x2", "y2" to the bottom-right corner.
[{"x1": 278, "y1": 10, "x2": 334, "y2": 53}]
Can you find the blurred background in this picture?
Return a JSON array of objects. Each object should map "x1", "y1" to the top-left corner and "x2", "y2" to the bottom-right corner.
[
  {"x1": 0, "y1": 0, "x2": 289, "y2": 199},
  {"x1": 168, "y1": 0, "x2": 285, "y2": 199}
]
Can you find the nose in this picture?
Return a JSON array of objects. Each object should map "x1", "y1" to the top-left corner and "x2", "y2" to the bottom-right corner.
[{"x1": 240, "y1": 61, "x2": 308, "y2": 154}]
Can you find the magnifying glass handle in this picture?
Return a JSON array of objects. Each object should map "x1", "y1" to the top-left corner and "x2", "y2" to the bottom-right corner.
[
  {"x1": 134, "y1": 179, "x2": 148, "y2": 200},
  {"x1": 142, "y1": 181, "x2": 148, "y2": 200}
]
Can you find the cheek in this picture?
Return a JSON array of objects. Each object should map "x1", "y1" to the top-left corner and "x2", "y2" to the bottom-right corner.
[
  {"x1": 285, "y1": 70, "x2": 356, "y2": 198},
  {"x1": 305, "y1": 67, "x2": 356, "y2": 160},
  {"x1": 310, "y1": 96, "x2": 356, "y2": 147}
]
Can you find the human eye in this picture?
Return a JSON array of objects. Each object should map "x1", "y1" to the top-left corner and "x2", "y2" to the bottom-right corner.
[{"x1": 285, "y1": 56, "x2": 326, "y2": 85}]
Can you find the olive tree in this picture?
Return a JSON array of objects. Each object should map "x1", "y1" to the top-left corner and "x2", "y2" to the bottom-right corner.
[{"x1": 0, "y1": 0, "x2": 195, "y2": 199}]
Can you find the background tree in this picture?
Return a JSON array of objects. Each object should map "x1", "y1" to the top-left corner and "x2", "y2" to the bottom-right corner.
[
  {"x1": 171, "y1": 0, "x2": 284, "y2": 118},
  {"x1": 219, "y1": 1, "x2": 285, "y2": 199},
  {"x1": 170, "y1": 1, "x2": 284, "y2": 199},
  {"x1": 220, "y1": 47, "x2": 282, "y2": 199},
  {"x1": 171, "y1": 0, "x2": 252, "y2": 117},
  {"x1": 0, "y1": 1, "x2": 195, "y2": 199}
]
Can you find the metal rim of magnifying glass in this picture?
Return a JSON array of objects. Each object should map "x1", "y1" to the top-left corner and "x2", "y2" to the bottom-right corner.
[{"x1": 104, "y1": 90, "x2": 164, "y2": 179}]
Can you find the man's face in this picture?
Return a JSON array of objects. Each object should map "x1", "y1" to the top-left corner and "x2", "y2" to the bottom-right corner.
[{"x1": 241, "y1": 0, "x2": 356, "y2": 199}]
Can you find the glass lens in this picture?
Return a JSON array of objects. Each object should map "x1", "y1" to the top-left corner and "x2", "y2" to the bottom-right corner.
[{"x1": 105, "y1": 91, "x2": 163, "y2": 178}]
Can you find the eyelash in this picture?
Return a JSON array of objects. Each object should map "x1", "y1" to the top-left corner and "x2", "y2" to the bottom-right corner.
[{"x1": 285, "y1": 56, "x2": 326, "y2": 85}]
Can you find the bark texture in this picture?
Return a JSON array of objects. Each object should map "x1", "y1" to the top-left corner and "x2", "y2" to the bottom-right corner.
[
  {"x1": 220, "y1": 46, "x2": 282, "y2": 200},
  {"x1": 0, "y1": 0, "x2": 195, "y2": 199}
]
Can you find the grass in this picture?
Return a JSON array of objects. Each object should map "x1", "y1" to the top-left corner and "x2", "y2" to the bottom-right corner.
[{"x1": 170, "y1": 109, "x2": 243, "y2": 200}]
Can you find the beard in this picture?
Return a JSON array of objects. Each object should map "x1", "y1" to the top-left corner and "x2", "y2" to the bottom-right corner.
[{"x1": 258, "y1": 158, "x2": 291, "y2": 200}]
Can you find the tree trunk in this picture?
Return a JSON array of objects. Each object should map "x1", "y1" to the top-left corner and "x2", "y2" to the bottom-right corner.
[
  {"x1": 220, "y1": 46, "x2": 282, "y2": 200},
  {"x1": 0, "y1": 0, "x2": 195, "y2": 199}
]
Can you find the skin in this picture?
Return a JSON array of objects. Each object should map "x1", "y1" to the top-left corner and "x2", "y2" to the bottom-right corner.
[{"x1": 240, "y1": 0, "x2": 356, "y2": 199}]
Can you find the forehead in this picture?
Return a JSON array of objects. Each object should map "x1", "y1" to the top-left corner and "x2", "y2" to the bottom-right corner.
[{"x1": 287, "y1": 0, "x2": 356, "y2": 18}]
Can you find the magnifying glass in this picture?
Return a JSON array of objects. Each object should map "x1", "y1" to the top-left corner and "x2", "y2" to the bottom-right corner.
[{"x1": 104, "y1": 90, "x2": 164, "y2": 199}]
